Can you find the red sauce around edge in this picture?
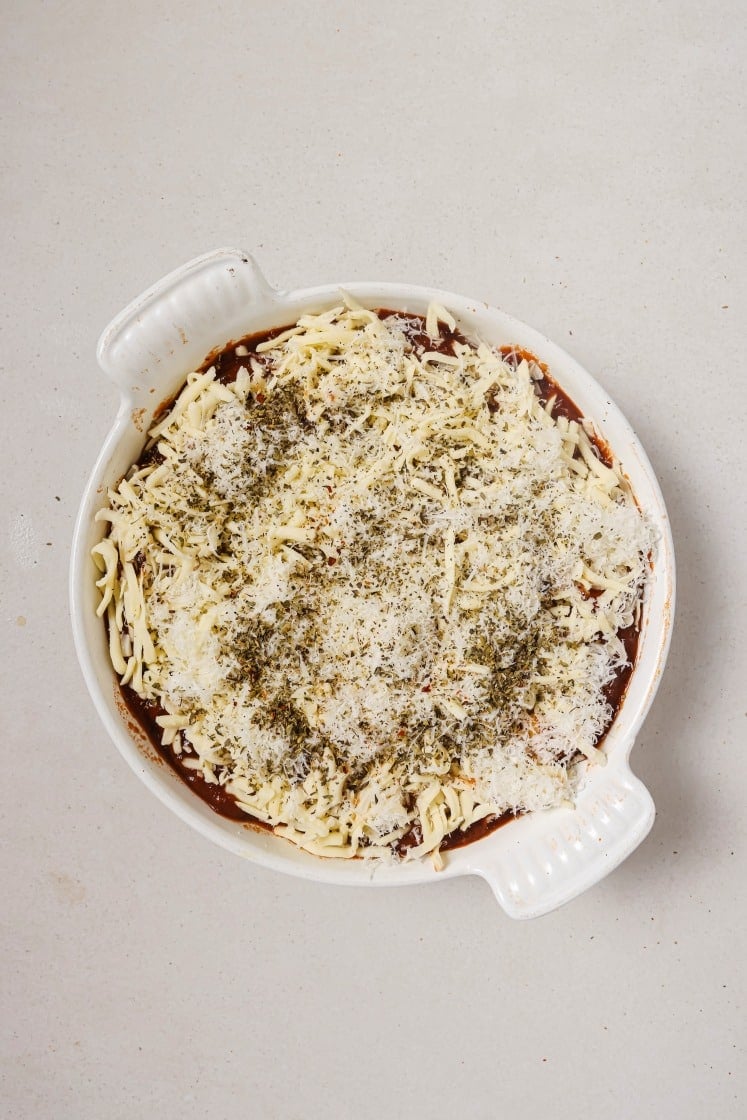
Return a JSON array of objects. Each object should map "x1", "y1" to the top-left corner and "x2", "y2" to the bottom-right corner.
[{"x1": 119, "y1": 317, "x2": 641, "y2": 853}]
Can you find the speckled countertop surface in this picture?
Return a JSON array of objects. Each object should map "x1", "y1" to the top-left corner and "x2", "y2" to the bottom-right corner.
[{"x1": 2, "y1": 2, "x2": 745, "y2": 1117}]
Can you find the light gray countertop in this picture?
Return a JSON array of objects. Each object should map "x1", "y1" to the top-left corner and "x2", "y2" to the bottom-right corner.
[{"x1": 2, "y1": 2, "x2": 745, "y2": 1117}]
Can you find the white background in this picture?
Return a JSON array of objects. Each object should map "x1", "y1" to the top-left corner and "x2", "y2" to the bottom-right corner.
[{"x1": 2, "y1": 1, "x2": 745, "y2": 1117}]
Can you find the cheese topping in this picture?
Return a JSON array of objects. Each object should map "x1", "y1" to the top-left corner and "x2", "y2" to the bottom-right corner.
[{"x1": 93, "y1": 302, "x2": 653, "y2": 862}]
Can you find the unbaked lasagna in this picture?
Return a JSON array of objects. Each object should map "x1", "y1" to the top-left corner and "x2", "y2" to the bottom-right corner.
[{"x1": 93, "y1": 300, "x2": 653, "y2": 863}]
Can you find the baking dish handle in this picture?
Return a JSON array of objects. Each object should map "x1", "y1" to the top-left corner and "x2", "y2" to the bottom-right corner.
[
  {"x1": 469, "y1": 757, "x2": 655, "y2": 919},
  {"x1": 96, "y1": 248, "x2": 280, "y2": 395}
]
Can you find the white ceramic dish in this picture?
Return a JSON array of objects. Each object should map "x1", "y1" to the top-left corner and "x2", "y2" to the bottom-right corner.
[{"x1": 70, "y1": 248, "x2": 675, "y2": 918}]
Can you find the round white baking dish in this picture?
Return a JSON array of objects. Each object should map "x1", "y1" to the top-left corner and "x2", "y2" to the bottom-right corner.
[{"x1": 70, "y1": 248, "x2": 675, "y2": 918}]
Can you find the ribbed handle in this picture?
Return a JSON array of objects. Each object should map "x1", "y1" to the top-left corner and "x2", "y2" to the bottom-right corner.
[
  {"x1": 96, "y1": 248, "x2": 279, "y2": 395},
  {"x1": 470, "y1": 755, "x2": 655, "y2": 919}
]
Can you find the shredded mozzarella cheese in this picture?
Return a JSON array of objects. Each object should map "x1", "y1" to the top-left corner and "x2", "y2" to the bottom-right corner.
[{"x1": 94, "y1": 303, "x2": 653, "y2": 862}]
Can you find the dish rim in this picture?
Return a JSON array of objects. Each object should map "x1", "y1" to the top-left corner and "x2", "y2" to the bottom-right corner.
[{"x1": 70, "y1": 248, "x2": 675, "y2": 917}]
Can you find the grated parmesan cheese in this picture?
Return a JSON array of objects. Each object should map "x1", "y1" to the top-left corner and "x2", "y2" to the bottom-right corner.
[{"x1": 94, "y1": 303, "x2": 654, "y2": 862}]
